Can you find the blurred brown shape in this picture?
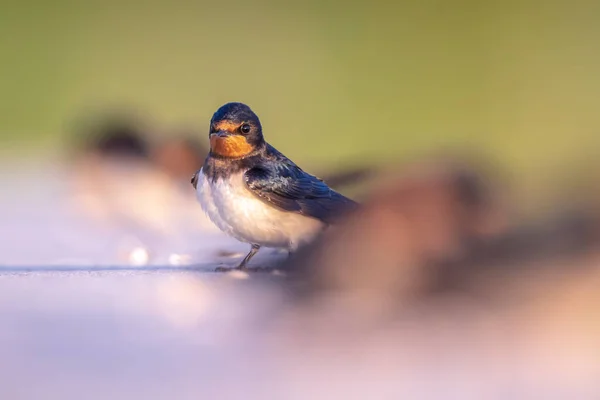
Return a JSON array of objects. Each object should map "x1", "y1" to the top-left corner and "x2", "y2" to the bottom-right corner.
[
  {"x1": 87, "y1": 124, "x2": 149, "y2": 160},
  {"x1": 270, "y1": 157, "x2": 600, "y2": 398},
  {"x1": 66, "y1": 115, "x2": 217, "y2": 245},
  {"x1": 283, "y1": 156, "x2": 600, "y2": 313},
  {"x1": 67, "y1": 111, "x2": 151, "y2": 161},
  {"x1": 151, "y1": 135, "x2": 208, "y2": 183},
  {"x1": 284, "y1": 158, "x2": 507, "y2": 304}
]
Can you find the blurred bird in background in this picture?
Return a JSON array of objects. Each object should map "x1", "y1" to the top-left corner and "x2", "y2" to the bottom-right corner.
[
  {"x1": 256, "y1": 156, "x2": 600, "y2": 398},
  {"x1": 65, "y1": 111, "x2": 218, "y2": 265}
]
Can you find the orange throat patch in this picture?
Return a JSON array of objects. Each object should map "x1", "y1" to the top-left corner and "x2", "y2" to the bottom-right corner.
[{"x1": 210, "y1": 135, "x2": 254, "y2": 158}]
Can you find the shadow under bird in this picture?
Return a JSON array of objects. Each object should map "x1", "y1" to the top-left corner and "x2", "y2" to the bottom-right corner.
[{"x1": 191, "y1": 102, "x2": 356, "y2": 271}]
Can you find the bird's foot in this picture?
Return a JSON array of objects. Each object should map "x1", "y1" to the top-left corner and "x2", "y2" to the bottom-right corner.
[
  {"x1": 214, "y1": 265, "x2": 235, "y2": 273},
  {"x1": 214, "y1": 265, "x2": 276, "y2": 273}
]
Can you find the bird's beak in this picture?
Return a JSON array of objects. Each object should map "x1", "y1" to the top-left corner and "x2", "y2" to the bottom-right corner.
[{"x1": 211, "y1": 130, "x2": 232, "y2": 138}]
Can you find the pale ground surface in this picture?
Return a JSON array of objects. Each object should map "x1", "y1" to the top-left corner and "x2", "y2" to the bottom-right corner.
[
  {"x1": 2, "y1": 162, "x2": 599, "y2": 399},
  {"x1": 0, "y1": 161, "x2": 287, "y2": 399}
]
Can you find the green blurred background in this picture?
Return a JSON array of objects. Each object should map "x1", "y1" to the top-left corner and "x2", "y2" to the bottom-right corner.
[{"x1": 2, "y1": 0, "x2": 600, "y2": 188}]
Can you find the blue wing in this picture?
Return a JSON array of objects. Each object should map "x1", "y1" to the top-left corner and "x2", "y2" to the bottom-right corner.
[{"x1": 244, "y1": 161, "x2": 357, "y2": 224}]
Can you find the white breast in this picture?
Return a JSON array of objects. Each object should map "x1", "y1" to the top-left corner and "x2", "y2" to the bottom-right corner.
[{"x1": 195, "y1": 169, "x2": 325, "y2": 249}]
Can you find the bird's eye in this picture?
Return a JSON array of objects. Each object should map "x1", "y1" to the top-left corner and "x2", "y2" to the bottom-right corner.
[
  {"x1": 210, "y1": 124, "x2": 217, "y2": 133},
  {"x1": 240, "y1": 124, "x2": 251, "y2": 134}
]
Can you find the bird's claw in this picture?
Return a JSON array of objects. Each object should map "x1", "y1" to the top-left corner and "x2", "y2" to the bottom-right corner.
[{"x1": 214, "y1": 265, "x2": 274, "y2": 273}]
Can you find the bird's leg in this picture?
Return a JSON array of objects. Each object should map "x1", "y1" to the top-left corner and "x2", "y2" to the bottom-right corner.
[{"x1": 237, "y1": 244, "x2": 261, "y2": 270}]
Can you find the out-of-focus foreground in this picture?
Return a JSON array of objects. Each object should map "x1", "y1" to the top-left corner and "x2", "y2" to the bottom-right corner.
[
  {"x1": 2, "y1": 1, "x2": 600, "y2": 399},
  {"x1": 3, "y1": 150, "x2": 600, "y2": 399}
]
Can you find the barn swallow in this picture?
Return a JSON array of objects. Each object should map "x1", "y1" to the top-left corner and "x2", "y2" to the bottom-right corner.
[{"x1": 191, "y1": 102, "x2": 357, "y2": 270}]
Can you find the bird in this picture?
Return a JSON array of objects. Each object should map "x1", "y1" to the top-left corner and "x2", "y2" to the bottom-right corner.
[{"x1": 191, "y1": 102, "x2": 357, "y2": 271}]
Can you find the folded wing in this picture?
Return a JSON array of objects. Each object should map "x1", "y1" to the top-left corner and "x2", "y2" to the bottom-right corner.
[{"x1": 244, "y1": 162, "x2": 357, "y2": 224}]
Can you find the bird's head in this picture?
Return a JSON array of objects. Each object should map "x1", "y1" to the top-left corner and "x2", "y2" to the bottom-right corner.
[{"x1": 208, "y1": 102, "x2": 264, "y2": 159}]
